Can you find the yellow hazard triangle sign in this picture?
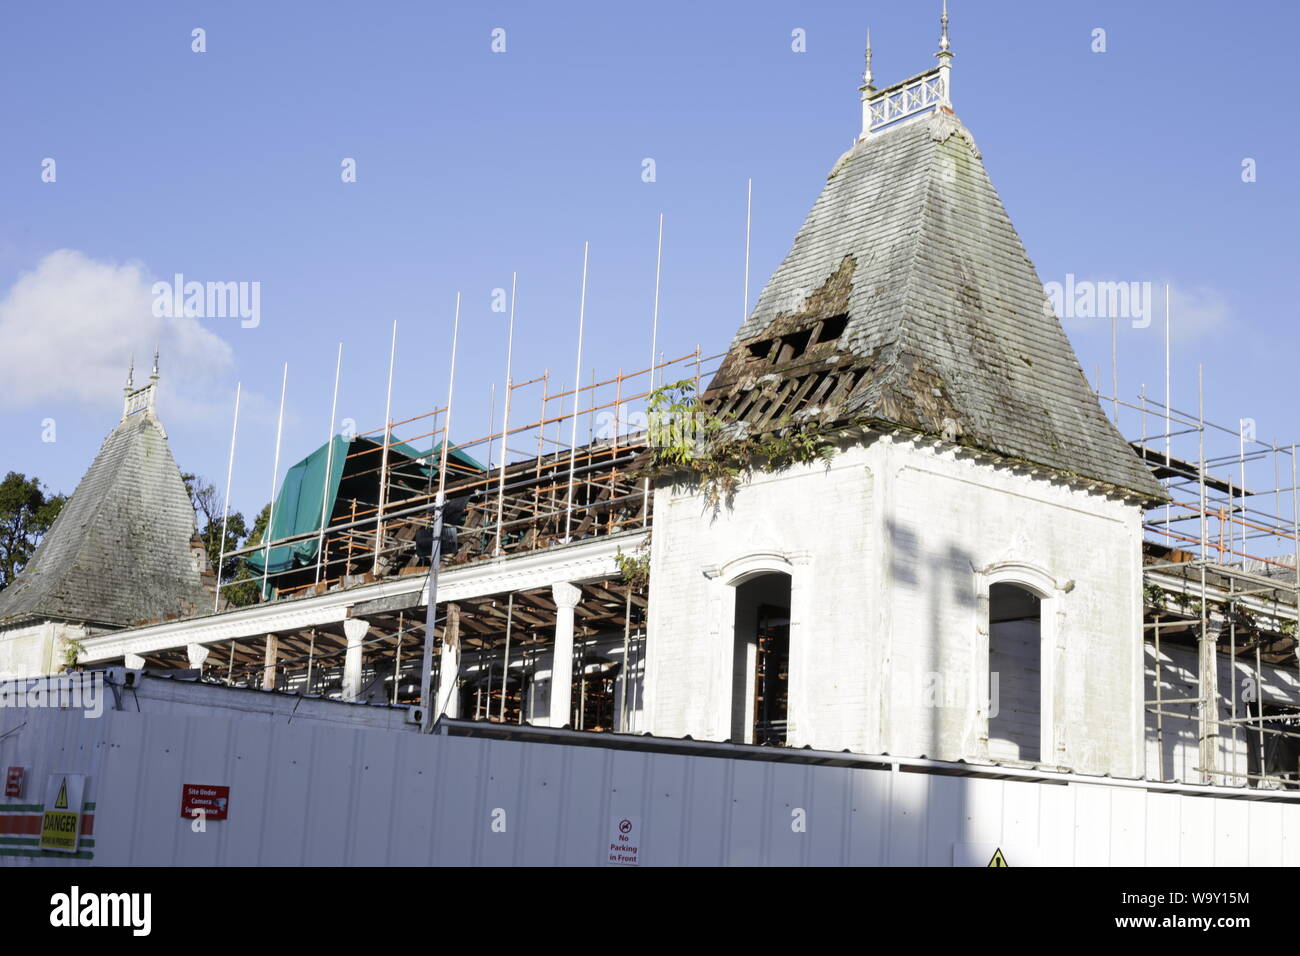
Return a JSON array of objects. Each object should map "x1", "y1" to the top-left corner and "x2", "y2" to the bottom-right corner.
[
  {"x1": 987, "y1": 847, "x2": 1009, "y2": 867},
  {"x1": 40, "y1": 773, "x2": 84, "y2": 853}
]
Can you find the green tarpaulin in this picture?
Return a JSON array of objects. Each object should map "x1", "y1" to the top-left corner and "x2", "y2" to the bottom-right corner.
[
  {"x1": 245, "y1": 434, "x2": 349, "y2": 579},
  {"x1": 245, "y1": 434, "x2": 483, "y2": 587}
]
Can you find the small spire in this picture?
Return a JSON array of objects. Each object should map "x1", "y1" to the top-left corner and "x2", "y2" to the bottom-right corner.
[
  {"x1": 126, "y1": 354, "x2": 135, "y2": 390},
  {"x1": 863, "y1": 28, "x2": 874, "y2": 91},
  {"x1": 151, "y1": 346, "x2": 159, "y2": 381},
  {"x1": 935, "y1": 0, "x2": 954, "y2": 109}
]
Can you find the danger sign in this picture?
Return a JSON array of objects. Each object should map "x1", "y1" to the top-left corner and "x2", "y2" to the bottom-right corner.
[
  {"x1": 953, "y1": 841, "x2": 1040, "y2": 867},
  {"x1": 40, "y1": 773, "x2": 85, "y2": 853},
  {"x1": 181, "y1": 784, "x2": 230, "y2": 821}
]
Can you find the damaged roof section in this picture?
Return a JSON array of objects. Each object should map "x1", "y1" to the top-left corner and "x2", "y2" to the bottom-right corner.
[{"x1": 703, "y1": 110, "x2": 1166, "y2": 502}]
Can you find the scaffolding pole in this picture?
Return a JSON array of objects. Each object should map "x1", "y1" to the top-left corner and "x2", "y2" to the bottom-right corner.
[{"x1": 214, "y1": 382, "x2": 241, "y2": 612}]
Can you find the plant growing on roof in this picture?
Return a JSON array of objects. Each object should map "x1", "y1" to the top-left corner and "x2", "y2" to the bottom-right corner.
[
  {"x1": 62, "y1": 637, "x2": 86, "y2": 671},
  {"x1": 1229, "y1": 601, "x2": 1258, "y2": 636},
  {"x1": 642, "y1": 379, "x2": 837, "y2": 508},
  {"x1": 613, "y1": 547, "x2": 651, "y2": 590}
]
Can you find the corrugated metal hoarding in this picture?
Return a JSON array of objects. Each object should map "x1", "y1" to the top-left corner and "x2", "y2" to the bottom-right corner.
[{"x1": 3, "y1": 672, "x2": 1299, "y2": 866}]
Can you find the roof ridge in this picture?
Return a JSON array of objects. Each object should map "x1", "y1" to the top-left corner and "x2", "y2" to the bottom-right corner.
[
  {"x1": 0, "y1": 418, "x2": 143, "y2": 619},
  {"x1": 889, "y1": 112, "x2": 1015, "y2": 440},
  {"x1": 26, "y1": 418, "x2": 130, "y2": 555},
  {"x1": 892, "y1": 116, "x2": 945, "y2": 358},
  {"x1": 70, "y1": 416, "x2": 164, "y2": 566}
]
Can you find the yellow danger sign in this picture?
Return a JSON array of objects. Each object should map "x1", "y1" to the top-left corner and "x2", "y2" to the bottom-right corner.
[
  {"x1": 40, "y1": 773, "x2": 84, "y2": 853},
  {"x1": 988, "y1": 847, "x2": 1009, "y2": 867},
  {"x1": 41, "y1": 810, "x2": 79, "y2": 850}
]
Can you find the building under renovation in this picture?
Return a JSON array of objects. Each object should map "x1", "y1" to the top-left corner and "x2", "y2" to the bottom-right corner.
[{"x1": 3, "y1": 12, "x2": 1300, "y2": 865}]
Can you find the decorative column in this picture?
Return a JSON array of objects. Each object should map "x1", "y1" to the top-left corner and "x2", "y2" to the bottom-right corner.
[
  {"x1": 549, "y1": 582, "x2": 582, "y2": 728},
  {"x1": 1198, "y1": 621, "x2": 1221, "y2": 784},
  {"x1": 437, "y1": 603, "x2": 461, "y2": 719},
  {"x1": 186, "y1": 643, "x2": 209, "y2": 670},
  {"x1": 343, "y1": 618, "x2": 369, "y2": 701},
  {"x1": 262, "y1": 634, "x2": 278, "y2": 691}
]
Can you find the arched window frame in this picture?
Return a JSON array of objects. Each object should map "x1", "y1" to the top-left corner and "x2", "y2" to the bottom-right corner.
[
  {"x1": 706, "y1": 551, "x2": 809, "y2": 745},
  {"x1": 977, "y1": 561, "x2": 1059, "y2": 765}
]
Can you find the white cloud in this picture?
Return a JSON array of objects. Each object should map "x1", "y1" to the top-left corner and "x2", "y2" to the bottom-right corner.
[
  {"x1": 1165, "y1": 282, "x2": 1230, "y2": 343},
  {"x1": 0, "y1": 249, "x2": 233, "y2": 411},
  {"x1": 1053, "y1": 275, "x2": 1231, "y2": 343}
]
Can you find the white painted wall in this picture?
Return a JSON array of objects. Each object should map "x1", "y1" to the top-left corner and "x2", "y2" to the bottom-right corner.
[
  {"x1": 0, "y1": 622, "x2": 89, "y2": 680},
  {"x1": 644, "y1": 435, "x2": 1146, "y2": 776}
]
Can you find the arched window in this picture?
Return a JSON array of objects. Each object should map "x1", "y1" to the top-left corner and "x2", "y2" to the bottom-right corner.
[{"x1": 988, "y1": 581, "x2": 1043, "y2": 763}]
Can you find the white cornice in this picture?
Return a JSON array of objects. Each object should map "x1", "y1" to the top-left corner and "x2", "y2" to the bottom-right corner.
[{"x1": 80, "y1": 531, "x2": 647, "y2": 662}]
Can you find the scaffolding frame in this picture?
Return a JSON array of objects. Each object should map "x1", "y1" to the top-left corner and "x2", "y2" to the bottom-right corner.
[
  {"x1": 139, "y1": 578, "x2": 649, "y2": 733},
  {"x1": 211, "y1": 347, "x2": 723, "y2": 605},
  {"x1": 1103, "y1": 376, "x2": 1300, "y2": 789},
  {"x1": 156, "y1": 299, "x2": 1300, "y2": 779},
  {"x1": 159, "y1": 345, "x2": 727, "y2": 733}
]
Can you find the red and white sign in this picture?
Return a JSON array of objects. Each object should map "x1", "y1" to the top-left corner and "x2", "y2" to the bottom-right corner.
[
  {"x1": 180, "y1": 784, "x2": 230, "y2": 821},
  {"x1": 4, "y1": 766, "x2": 24, "y2": 798},
  {"x1": 607, "y1": 814, "x2": 640, "y2": 866}
]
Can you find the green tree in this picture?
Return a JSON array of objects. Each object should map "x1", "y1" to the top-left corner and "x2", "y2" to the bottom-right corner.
[
  {"x1": 223, "y1": 503, "x2": 272, "y2": 607},
  {"x1": 246, "y1": 502, "x2": 272, "y2": 547},
  {"x1": 182, "y1": 472, "x2": 248, "y2": 576},
  {"x1": 181, "y1": 473, "x2": 270, "y2": 608},
  {"x1": 0, "y1": 472, "x2": 66, "y2": 592},
  {"x1": 183, "y1": 473, "x2": 223, "y2": 569}
]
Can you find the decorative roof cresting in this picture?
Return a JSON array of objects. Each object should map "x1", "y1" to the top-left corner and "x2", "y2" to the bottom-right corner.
[{"x1": 860, "y1": 0, "x2": 955, "y2": 141}]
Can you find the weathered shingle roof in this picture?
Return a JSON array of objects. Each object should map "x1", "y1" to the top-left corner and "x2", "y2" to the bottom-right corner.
[
  {"x1": 703, "y1": 109, "x2": 1165, "y2": 501},
  {"x1": 0, "y1": 404, "x2": 210, "y2": 629}
]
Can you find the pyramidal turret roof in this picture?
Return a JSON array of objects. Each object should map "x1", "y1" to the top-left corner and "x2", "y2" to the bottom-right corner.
[
  {"x1": 704, "y1": 22, "x2": 1164, "y2": 502},
  {"x1": 0, "y1": 362, "x2": 211, "y2": 629}
]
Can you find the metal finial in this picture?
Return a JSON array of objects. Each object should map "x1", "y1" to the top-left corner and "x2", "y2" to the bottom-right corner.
[
  {"x1": 939, "y1": 0, "x2": 950, "y2": 54},
  {"x1": 151, "y1": 346, "x2": 159, "y2": 379},
  {"x1": 126, "y1": 354, "x2": 134, "y2": 389},
  {"x1": 863, "y1": 29, "x2": 874, "y2": 88}
]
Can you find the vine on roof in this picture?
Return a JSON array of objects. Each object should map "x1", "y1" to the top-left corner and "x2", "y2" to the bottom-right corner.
[
  {"x1": 640, "y1": 379, "x2": 837, "y2": 509},
  {"x1": 62, "y1": 637, "x2": 86, "y2": 672},
  {"x1": 613, "y1": 547, "x2": 651, "y2": 590}
]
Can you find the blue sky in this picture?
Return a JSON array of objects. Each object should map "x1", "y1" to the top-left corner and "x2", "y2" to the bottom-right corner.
[{"x1": 2, "y1": 0, "x2": 1295, "y2": 519}]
